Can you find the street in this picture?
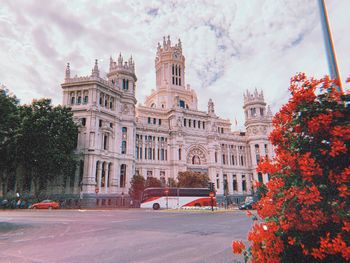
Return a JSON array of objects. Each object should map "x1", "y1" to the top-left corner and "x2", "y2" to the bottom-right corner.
[{"x1": 0, "y1": 209, "x2": 253, "y2": 263}]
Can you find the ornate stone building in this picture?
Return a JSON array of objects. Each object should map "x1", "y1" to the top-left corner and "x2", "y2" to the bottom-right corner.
[{"x1": 61, "y1": 36, "x2": 273, "y2": 206}]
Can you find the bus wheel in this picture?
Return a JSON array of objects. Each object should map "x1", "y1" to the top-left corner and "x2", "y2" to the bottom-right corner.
[
  {"x1": 194, "y1": 203, "x2": 201, "y2": 207},
  {"x1": 153, "y1": 203, "x2": 160, "y2": 210}
]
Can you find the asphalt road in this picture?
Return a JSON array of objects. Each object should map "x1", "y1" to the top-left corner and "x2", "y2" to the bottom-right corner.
[{"x1": 0, "y1": 209, "x2": 253, "y2": 263}]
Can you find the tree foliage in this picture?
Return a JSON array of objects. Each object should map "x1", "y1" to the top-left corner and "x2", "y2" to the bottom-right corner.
[
  {"x1": 177, "y1": 171, "x2": 209, "y2": 188},
  {"x1": 16, "y1": 99, "x2": 78, "y2": 197},
  {"x1": 129, "y1": 174, "x2": 146, "y2": 200},
  {"x1": 145, "y1": 177, "x2": 162, "y2": 188},
  {"x1": 232, "y1": 74, "x2": 350, "y2": 262},
  {"x1": 0, "y1": 87, "x2": 20, "y2": 195}
]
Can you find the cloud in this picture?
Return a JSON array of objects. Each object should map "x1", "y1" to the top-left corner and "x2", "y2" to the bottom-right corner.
[{"x1": 0, "y1": 0, "x2": 349, "y2": 130}]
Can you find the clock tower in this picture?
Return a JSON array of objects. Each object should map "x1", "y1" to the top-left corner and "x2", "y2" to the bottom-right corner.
[{"x1": 155, "y1": 36, "x2": 185, "y2": 90}]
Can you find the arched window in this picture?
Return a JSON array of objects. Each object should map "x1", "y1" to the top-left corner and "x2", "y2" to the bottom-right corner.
[
  {"x1": 120, "y1": 164, "x2": 126, "y2": 187},
  {"x1": 95, "y1": 161, "x2": 100, "y2": 186},
  {"x1": 107, "y1": 163, "x2": 112, "y2": 187},
  {"x1": 101, "y1": 162, "x2": 106, "y2": 187},
  {"x1": 255, "y1": 144, "x2": 260, "y2": 163},
  {"x1": 251, "y1": 108, "x2": 256, "y2": 117},
  {"x1": 192, "y1": 155, "x2": 200, "y2": 165}
]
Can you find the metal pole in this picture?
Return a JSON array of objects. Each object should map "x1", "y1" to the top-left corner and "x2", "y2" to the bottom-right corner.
[{"x1": 318, "y1": 0, "x2": 343, "y2": 92}]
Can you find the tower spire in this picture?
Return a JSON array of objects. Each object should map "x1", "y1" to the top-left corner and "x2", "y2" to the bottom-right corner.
[
  {"x1": 91, "y1": 59, "x2": 99, "y2": 77},
  {"x1": 65, "y1": 62, "x2": 70, "y2": 80}
]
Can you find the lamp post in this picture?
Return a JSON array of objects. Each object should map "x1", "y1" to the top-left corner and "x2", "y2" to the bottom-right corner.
[
  {"x1": 121, "y1": 192, "x2": 124, "y2": 207},
  {"x1": 318, "y1": 0, "x2": 343, "y2": 93},
  {"x1": 164, "y1": 188, "x2": 169, "y2": 209}
]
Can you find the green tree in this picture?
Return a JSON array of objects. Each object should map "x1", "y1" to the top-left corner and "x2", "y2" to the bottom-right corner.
[
  {"x1": 167, "y1": 177, "x2": 177, "y2": 187},
  {"x1": 145, "y1": 177, "x2": 161, "y2": 188},
  {"x1": 0, "y1": 86, "x2": 20, "y2": 196},
  {"x1": 17, "y1": 99, "x2": 78, "y2": 198},
  {"x1": 129, "y1": 174, "x2": 145, "y2": 200},
  {"x1": 177, "y1": 171, "x2": 209, "y2": 188}
]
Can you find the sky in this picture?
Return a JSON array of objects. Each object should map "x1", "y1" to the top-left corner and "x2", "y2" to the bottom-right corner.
[{"x1": 0, "y1": 0, "x2": 349, "y2": 130}]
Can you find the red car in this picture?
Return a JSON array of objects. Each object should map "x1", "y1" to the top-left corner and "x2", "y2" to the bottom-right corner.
[{"x1": 30, "y1": 200, "x2": 60, "y2": 209}]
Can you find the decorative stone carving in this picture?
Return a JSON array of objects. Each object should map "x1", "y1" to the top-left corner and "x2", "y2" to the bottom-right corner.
[{"x1": 187, "y1": 147, "x2": 207, "y2": 165}]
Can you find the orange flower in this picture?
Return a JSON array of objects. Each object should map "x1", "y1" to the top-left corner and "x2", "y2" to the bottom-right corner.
[{"x1": 232, "y1": 240, "x2": 246, "y2": 254}]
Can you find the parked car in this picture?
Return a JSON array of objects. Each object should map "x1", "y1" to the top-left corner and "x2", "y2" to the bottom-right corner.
[
  {"x1": 239, "y1": 201, "x2": 256, "y2": 210},
  {"x1": 30, "y1": 200, "x2": 60, "y2": 209}
]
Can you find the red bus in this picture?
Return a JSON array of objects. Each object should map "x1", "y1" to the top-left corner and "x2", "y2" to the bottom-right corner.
[{"x1": 140, "y1": 187, "x2": 216, "y2": 210}]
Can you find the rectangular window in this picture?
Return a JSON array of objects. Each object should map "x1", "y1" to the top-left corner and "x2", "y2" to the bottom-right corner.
[
  {"x1": 184, "y1": 118, "x2": 187, "y2": 127},
  {"x1": 222, "y1": 155, "x2": 226, "y2": 165},
  {"x1": 84, "y1": 95, "x2": 88, "y2": 104},
  {"x1": 179, "y1": 100, "x2": 185, "y2": 108},
  {"x1": 99, "y1": 120, "x2": 102, "y2": 127},
  {"x1": 178, "y1": 148, "x2": 181, "y2": 160},
  {"x1": 153, "y1": 118, "x2": 156, "y2": 124},
  {"x1": 215, "y1": 152, "x2": 217, "y2": 163},
  {"x1": 242, "y1": 180, "x2": 246, "y2": 192},
  {"x1": 103, "y1": 135, "x2": 108, "y2": 150},
  {"x1": 159, "y1": 119, "x2": 162, "y2": 125},
  {"x1": 232, "y1": 175, "x2": 237, "y2": 191},
  {"x1": 203, "y1": 122, "x2": 205, "y2": 129},
  {"x1": 148, "y1": 117, "x2": 151, "y2": 124},
  {"x1": 242, "y1": 175, "x2": 246, "y2": 191},
  {"x1": 193, "y1": 120, "x2": 196, "y2": 128},
  {"x1": 148, "y1": 148, "x2": 152, "y2": 159},
  {"x1": 198, "y1": 121, "x2": 201, "y2": 129},
  {"x1": 81, "y1": 118, "x2": 86, "y2": 126},
  {"x1": 189, "y1": 120, "x2": 191, "y2": 127}
]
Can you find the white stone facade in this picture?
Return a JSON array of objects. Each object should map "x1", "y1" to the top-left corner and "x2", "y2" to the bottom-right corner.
[{"x1": 61, "y1": 36, "x2": 273, "y2": 202}]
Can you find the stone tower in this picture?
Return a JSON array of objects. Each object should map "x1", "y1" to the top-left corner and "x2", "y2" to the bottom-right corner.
[
  {"x1": 243, "y1": 89, "x2": 273, "y2": 185},
  {"x1": 107, "y1": 53, "x2": 137, "y2": 95}
]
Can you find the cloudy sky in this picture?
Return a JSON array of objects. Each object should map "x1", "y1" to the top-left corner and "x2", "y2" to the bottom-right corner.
[{"x1": 0, "y1": 0, "x2": 349, "y2": 129}]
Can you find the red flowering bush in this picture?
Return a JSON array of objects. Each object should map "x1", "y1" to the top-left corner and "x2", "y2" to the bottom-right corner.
[{"x1": 233, "y1": 73, "x2": 350, "y2": 262}]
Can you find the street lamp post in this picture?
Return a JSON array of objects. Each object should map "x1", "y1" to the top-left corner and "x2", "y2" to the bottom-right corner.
[{"x1": 164, "y1": 188, "x2": 169, "y2": 210}]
